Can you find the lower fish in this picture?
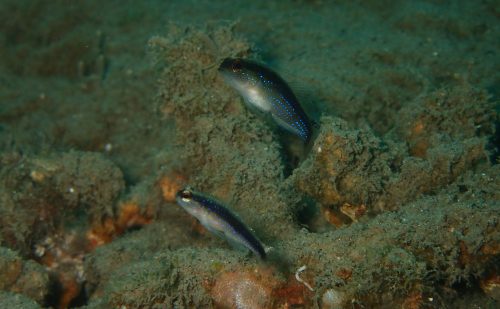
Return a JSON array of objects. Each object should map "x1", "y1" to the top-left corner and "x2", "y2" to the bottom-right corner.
[
  {"x1": 176, "y1": 186, "x2": 266, "y2": 259},
  {"x1": 218, "y1": 58, "x2": 313, "y2": 143}
]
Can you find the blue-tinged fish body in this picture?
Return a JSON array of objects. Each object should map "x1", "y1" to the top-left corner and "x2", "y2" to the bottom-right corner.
[
  {"x1": 175, "y1": 186, "x2": 266, "y2": 259},
  {"x1": 218, "y1": 58, "x2": 312, "y2": 143}
]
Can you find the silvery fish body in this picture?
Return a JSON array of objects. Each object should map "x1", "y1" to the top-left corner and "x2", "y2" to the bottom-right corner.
[
  {"x1": 218, "y1": 58, "x2": 312, "y2": 143},
  {"x1": 175, "y1": 186, "x2": 266, "y2": 259}
]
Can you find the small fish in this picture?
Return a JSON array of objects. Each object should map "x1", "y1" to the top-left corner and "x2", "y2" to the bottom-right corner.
[
  {"x1": 218, "y1": 58, "x2": 313, "y2": 143},
  {"x1": 176, "y1": 186, "x2": 266, "y2": 259}
]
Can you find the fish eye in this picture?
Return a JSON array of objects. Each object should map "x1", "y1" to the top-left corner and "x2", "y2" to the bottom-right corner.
[
  {"x1": 231, "y1": 60, "x2": 242, "y2": 72},
  {"x1": 181, "y1": 189, "x2": 192, "y2": 200}
]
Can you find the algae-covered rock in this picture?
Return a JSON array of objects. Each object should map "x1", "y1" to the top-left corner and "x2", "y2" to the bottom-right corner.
[
  {"x1": 281, "y1": 165, "x2": 500, "y2": 307},
  {"x1": 0, "y1": 150, "x2": 124, "y2": 254},
  {"x1": 0, "y1": 151, "x2": 125, "y2": 307},
  {"x1": 30, "y1": 151, "x2": 125, "y2": 218},
  {"x1": 0, "y1": 247, "x2": 50, "y2": 305},
  {"x1": 84, "y1": 221, "x2": 196, "y2": 300},
  {"x1": 149, "y1": 24, "x2": 298, "y2": 239},
  {"x1": 0, "y1": 247, "x2": 23, "y2": 290},
  {"x1": 293, "y1": 108, "x2": 491, "y2": 216},
  {"x1": 83, "y1": 165, "x2": 499, "y2": 308},
  {"x1": 291, "y1": 116, "x2": 394, "y2": 211},
  {"x1": 10, "y1": 259, "x2": 51, "y2": 305},
  {"x1": 0, "y1": 291, "x2": 43, "y2": 309},
  {"x1": 394, "y1": 85, "x2": 496, "y2": 158},
  {"x1": 86, "y1": 247, "x2": 246, "y2": 308}
]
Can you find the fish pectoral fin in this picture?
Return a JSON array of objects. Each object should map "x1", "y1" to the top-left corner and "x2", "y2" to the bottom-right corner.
[
  {"x1": 203, "y1": 224, "x2": 226, "y2": 239},
  {"x1": 202, "y1": 224, "x2": 252, "y2": 254},
  {"x1": 204, "y1": 225, "x2": 248, "y2": 252}
]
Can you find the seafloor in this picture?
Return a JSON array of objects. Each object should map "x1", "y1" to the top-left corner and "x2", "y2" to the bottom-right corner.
[{"x1": 0, "y1": 0, "x2": 499, "y2": 308}]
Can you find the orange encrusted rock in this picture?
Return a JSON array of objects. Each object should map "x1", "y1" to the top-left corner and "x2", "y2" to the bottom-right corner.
[
  {"x1": 210, "y1": 267, "x2": 280, "y2": 309},
  {"x1": 159, "y1": 172, "x2": 186, "y2": 203}
]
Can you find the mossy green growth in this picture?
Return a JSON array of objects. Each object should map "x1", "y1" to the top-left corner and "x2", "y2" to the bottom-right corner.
[
  {"x1": 0, "y1": 291, "x2": 42, "y2": 309},
  {"x1": 0, "y1": 247, "x2": 49, "y2": 305},
  {"x1": 149, "y1": 24, "x2": 300, "y2": 239}
]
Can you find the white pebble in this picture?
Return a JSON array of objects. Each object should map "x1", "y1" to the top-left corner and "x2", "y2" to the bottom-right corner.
[{"x1": 321, "y1": 288, "x2": 346, "y2": 309}]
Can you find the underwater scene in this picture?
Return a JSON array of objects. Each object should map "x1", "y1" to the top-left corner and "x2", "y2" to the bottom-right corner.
[{"x1": 0, "y1": 0, "x2": 499, "y2": 308}]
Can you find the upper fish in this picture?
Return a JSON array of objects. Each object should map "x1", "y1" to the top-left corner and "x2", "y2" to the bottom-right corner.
[
  {"x1": 175, "y1": 186, "x2": 266, "y2": 259},
  {"x1": 218, "y1": 58, "x2": 313, "y2": 143}
]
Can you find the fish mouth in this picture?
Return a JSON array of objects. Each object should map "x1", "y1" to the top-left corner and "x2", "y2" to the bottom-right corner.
[
  {"x1": 177, "y1": 186, "x2": 193, "y2": 198},
  {"x1": 218, "y1": 57, "x2": 242, "y2": 74}
]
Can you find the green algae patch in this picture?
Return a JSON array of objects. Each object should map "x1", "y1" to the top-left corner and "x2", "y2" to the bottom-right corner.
[
  {"x1": 149, "y1": 24, "x2": 299, "y2": 239},
  {"x1": 0, "y1": 247, "x2": 50, "y2": 305},
  {"x1": 293, "y1": 89, "x2": 492, "y2": 217},
  {"x1": 0, "y1": 151, "x2": 124, "y2": 255},
  {"x1": 85, "y1": 246, "x2": 249, "y2": 308},
  {"x1": 281, "y1": 165, "x2": 499, "y2": 307},
  {"x1": 0, "y1": 291, "x2": 43, "y2": 309}
]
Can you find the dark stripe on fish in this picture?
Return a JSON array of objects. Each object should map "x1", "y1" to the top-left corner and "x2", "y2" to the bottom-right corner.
[{"x1": 176, "y1": 187, "x2": 266, "y2": 259}]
